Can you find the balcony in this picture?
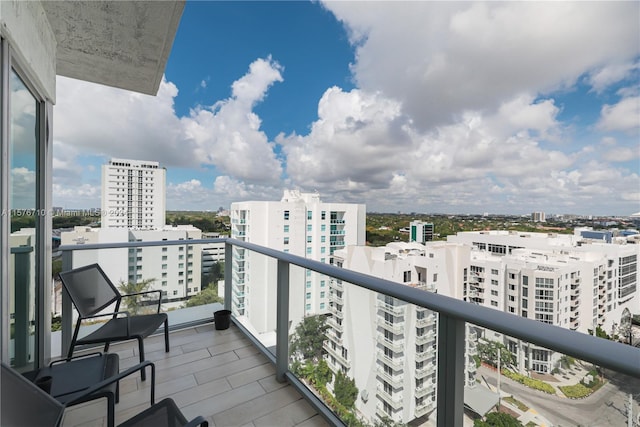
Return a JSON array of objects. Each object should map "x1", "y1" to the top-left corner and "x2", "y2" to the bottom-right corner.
[
  {"x1": 377, "y1": 301, "x2": 406, "y2": 316},
  {"x1": 376, "y1": 350, "x2": 404, "y2": 371},
  {"x1": 55, "y1": 237, "x2": 640, "y2": 427},
  {"x1": 415, "y1": 400, "x2": 435, "y2": 417},
  {"x1": 415, "y1": 363, "x2": 435, "y2": 378},
  {"x1": 376, "y1": 335, "x2": 405, "y2": 353},
  {"x1": 375, "y1": 366, "x2": 404, "y2": 388},
  {"x1": 323, "y1": 343, "x2": 350, "y2": 368},
  {"x1": 376, "y1": 387, "x2": 403, "y2": 410},
  {"x1": 376, "y1": 317, "x2": 405, "y2": 334},
  {"x1": 415, "y1": 331, "x2": 435, "y2": 345},
  {"x1": 63, "y1": 324, "x2": 327, "y2": 427}
]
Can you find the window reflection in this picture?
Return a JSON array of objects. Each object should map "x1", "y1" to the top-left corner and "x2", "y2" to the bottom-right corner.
[{"x1": 9, "y1": 69, "x2": 38, "y2": 370}]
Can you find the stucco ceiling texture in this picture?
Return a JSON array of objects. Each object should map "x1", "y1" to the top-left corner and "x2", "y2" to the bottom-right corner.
[{"x1": 42, "y1": 1, "x2": 185, "y2": 95}]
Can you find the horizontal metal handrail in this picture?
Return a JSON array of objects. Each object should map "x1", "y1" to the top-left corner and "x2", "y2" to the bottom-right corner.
[{"x1": 59, "y1": 237, "x2": 640, "y2": 379}]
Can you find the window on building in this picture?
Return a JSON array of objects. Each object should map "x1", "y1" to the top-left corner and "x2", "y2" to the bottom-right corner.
[
  {"x1": 284, "y1": 225, "x2": 289, "y2": 233},
  {"x1": 306, "y1": 292, "x2": 311, "y2": 299},
  {"x1": 307, "y1": 211, "x2": 312, "y2": 220},
  {"x1": 321, "y1": 224, "x2": 326, "y2": 232},
  {"x1": 284, "y1": 210, "x2": 289, "y2": 220},
  {"x1": 403, "y1": 271, "x2": 411, "y2": 282}
]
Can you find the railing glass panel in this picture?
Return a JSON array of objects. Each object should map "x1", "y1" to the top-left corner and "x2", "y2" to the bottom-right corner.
[{"x1": 465, "y1": 324, "x2": 640, "y2": 426}]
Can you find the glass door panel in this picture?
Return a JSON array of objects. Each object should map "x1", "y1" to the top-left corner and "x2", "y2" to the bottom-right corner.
[{"x1": 9, "y1": 68, "x2": 38, "y2": 370}]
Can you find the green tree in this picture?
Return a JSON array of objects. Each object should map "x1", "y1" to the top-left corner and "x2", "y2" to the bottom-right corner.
[
  {"x1": 184, "y1": 286, "x2": 223, "y2": 308},
  {"x1": 334, "y1": 370, "x2": 358, "y2": 409},
  {"x1": 118, "y1": 278, "x2": 156, "y2": 315},
  {"x1": 587, "y1": 326, "x2": 610, "y2": 340},
  {"x1": 201, "y1": 261, "x2": 224, "y2": 289},
  {"x1": 474, "y1": 412, "x2": 523, "y2": 427},
  {"x1": 476, "y1": 340, "x2": 514, "y2": 368},
  {"x1": 289, "y1": 315, "x2": 329, "y2": 362}
]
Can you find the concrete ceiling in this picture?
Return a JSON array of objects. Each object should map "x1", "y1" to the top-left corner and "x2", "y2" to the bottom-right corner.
[{"x1": 42, "y1": 1, "x2": 185, "y2": 95}]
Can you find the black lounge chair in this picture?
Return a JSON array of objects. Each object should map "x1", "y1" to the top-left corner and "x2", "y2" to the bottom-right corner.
[
  {"x1": 1, "y1": 362, "x2": 208, "y2": 427},
  {"x1": 23, "y1": 352, "x2": 121, "y2": 427},
  {"x1": 59, "y1": 263, "x2": 170, "y2": 380}
]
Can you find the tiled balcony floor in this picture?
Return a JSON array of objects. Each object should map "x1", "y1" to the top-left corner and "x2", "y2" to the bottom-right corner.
[{"x1": 62, "y1": 323, "x2": 329, "y2": 427}]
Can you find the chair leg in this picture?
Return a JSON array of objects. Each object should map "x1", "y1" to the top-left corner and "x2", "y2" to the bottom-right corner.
[
  {"x1": 138, "y1": 338, "x2": 146, "y2": 381},
  {"x1": 164, "y1": 318, "x2": 170, "y2": 353},
  {"x1": 106, "y1": 394, "x2": 115, "y2": 427},
  {"x1": 66, "y1": 342, "x2": 76, "y2": 360}
]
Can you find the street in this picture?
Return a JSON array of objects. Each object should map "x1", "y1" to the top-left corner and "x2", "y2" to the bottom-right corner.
[{"x1": 478, "y1": 366, "x2": 640, "y2": 426}]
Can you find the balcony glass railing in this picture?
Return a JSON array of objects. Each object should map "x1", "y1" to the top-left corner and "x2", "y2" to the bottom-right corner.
[{"x1": 58, "y1": 238, "x2": 640, "y2": 427}]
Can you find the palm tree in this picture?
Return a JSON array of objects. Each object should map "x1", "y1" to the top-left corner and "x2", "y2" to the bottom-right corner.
[{"x1": 118, "y1": 278, "x2": 157, "y2": 315}]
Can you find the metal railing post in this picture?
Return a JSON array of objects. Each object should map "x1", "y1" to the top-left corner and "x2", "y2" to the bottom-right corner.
[
  {"x1": 224, "y1": 242, "x2": 232, "y2": 312},
  {"x1": 60, "y1": 250, "x2": 73, "y2": 357},
  {"x1": 11, "y1": 246, "x2": 32, "y2": 368},
  {"x1": 276, "y1": 259, "x2": 290, "y2": 382},
  {"x1": 437, "y1": 314, "x2": 465, "y2": 427}
]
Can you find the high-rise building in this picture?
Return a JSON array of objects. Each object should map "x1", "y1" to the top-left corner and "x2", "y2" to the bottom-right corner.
[
  {"x1": 101, "y1": 158, "x2": 166, "y2": 229},
  {"x1": 329, "y1": 242, "x2": 473, "y2": 425},
  {"x1": 229, "y1": 190, "x2": 366, "y2": 335},
  {"x1": 531, "y1": 211, "x2": 546, "y2": 222},
  {"x1": 409, "y1": 220, "x2": 434, "y2": 243}
]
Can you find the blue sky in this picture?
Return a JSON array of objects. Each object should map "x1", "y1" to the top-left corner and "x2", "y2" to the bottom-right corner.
[{"x1": 51, "y1": 1, "x2": 640, "y2": 216}]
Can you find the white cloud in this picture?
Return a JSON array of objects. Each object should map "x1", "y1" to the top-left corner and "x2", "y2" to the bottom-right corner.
[
  {"x1": 587, "y1": 62, "x2": 639, "y2": 93},
  {"x1": 322, "y1": 1, "x2": 639, "y2": 130},
  {"x1": 597, "y1": 96, "x2": 640, "y2": 134},
  {"x1": 54, "y1": 57, "x2": 285, "y2": 208},
  {"x1": 51, "y1": 4, "x2": 640, "y2": 215}
]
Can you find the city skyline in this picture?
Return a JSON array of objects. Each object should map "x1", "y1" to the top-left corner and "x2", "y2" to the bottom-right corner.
[{"x1": 51, "y1": 2, "x2": 639, "y2": 216}]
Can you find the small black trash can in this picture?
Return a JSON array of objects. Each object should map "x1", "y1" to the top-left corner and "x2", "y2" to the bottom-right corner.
[{"x1": 214, "y1": 309, "x2": 231, "y2": 330}]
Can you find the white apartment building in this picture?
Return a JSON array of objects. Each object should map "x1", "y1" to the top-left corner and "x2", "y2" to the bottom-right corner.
[
  {"x1": 449, "y1": 230, "x2": 638, "y2": 374},
  {"x1": 60, "y1": 225, "x2": 202, "y2": 305},
  {"x1": 229, "y1": 190, "x2": 366, "y2": 336},
  {"x1": 329, "y1": 242, "x2": 472, "y2": 425},
  {"x1": 101, "y1": 158, "x2": 166, "y2": 229}
]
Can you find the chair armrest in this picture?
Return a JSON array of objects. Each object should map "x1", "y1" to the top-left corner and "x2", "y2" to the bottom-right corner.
[
  {"x1": 50, "y1": 352, "x2": 102, "y2": 367},
  {"x1": 81, "y1": 310, "x2": 130, "y2": 320},
  {"x1": 184, "y1": 416, "x2": 209, "y2": 427},
  {"x1": 121, "y1": 289, "x2": 162, "y2": 313},
  {"x1": 67, "y1": 360, "x2": 155, "y2": 406}
]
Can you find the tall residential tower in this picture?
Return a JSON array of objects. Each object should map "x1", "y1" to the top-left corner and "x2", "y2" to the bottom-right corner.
[
  {"x1": 101, "y1": 158, "x2": 166, "y2": 229},
  {"x1": 230, "y1": 190, "x2": 366, "y2": 336}
]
